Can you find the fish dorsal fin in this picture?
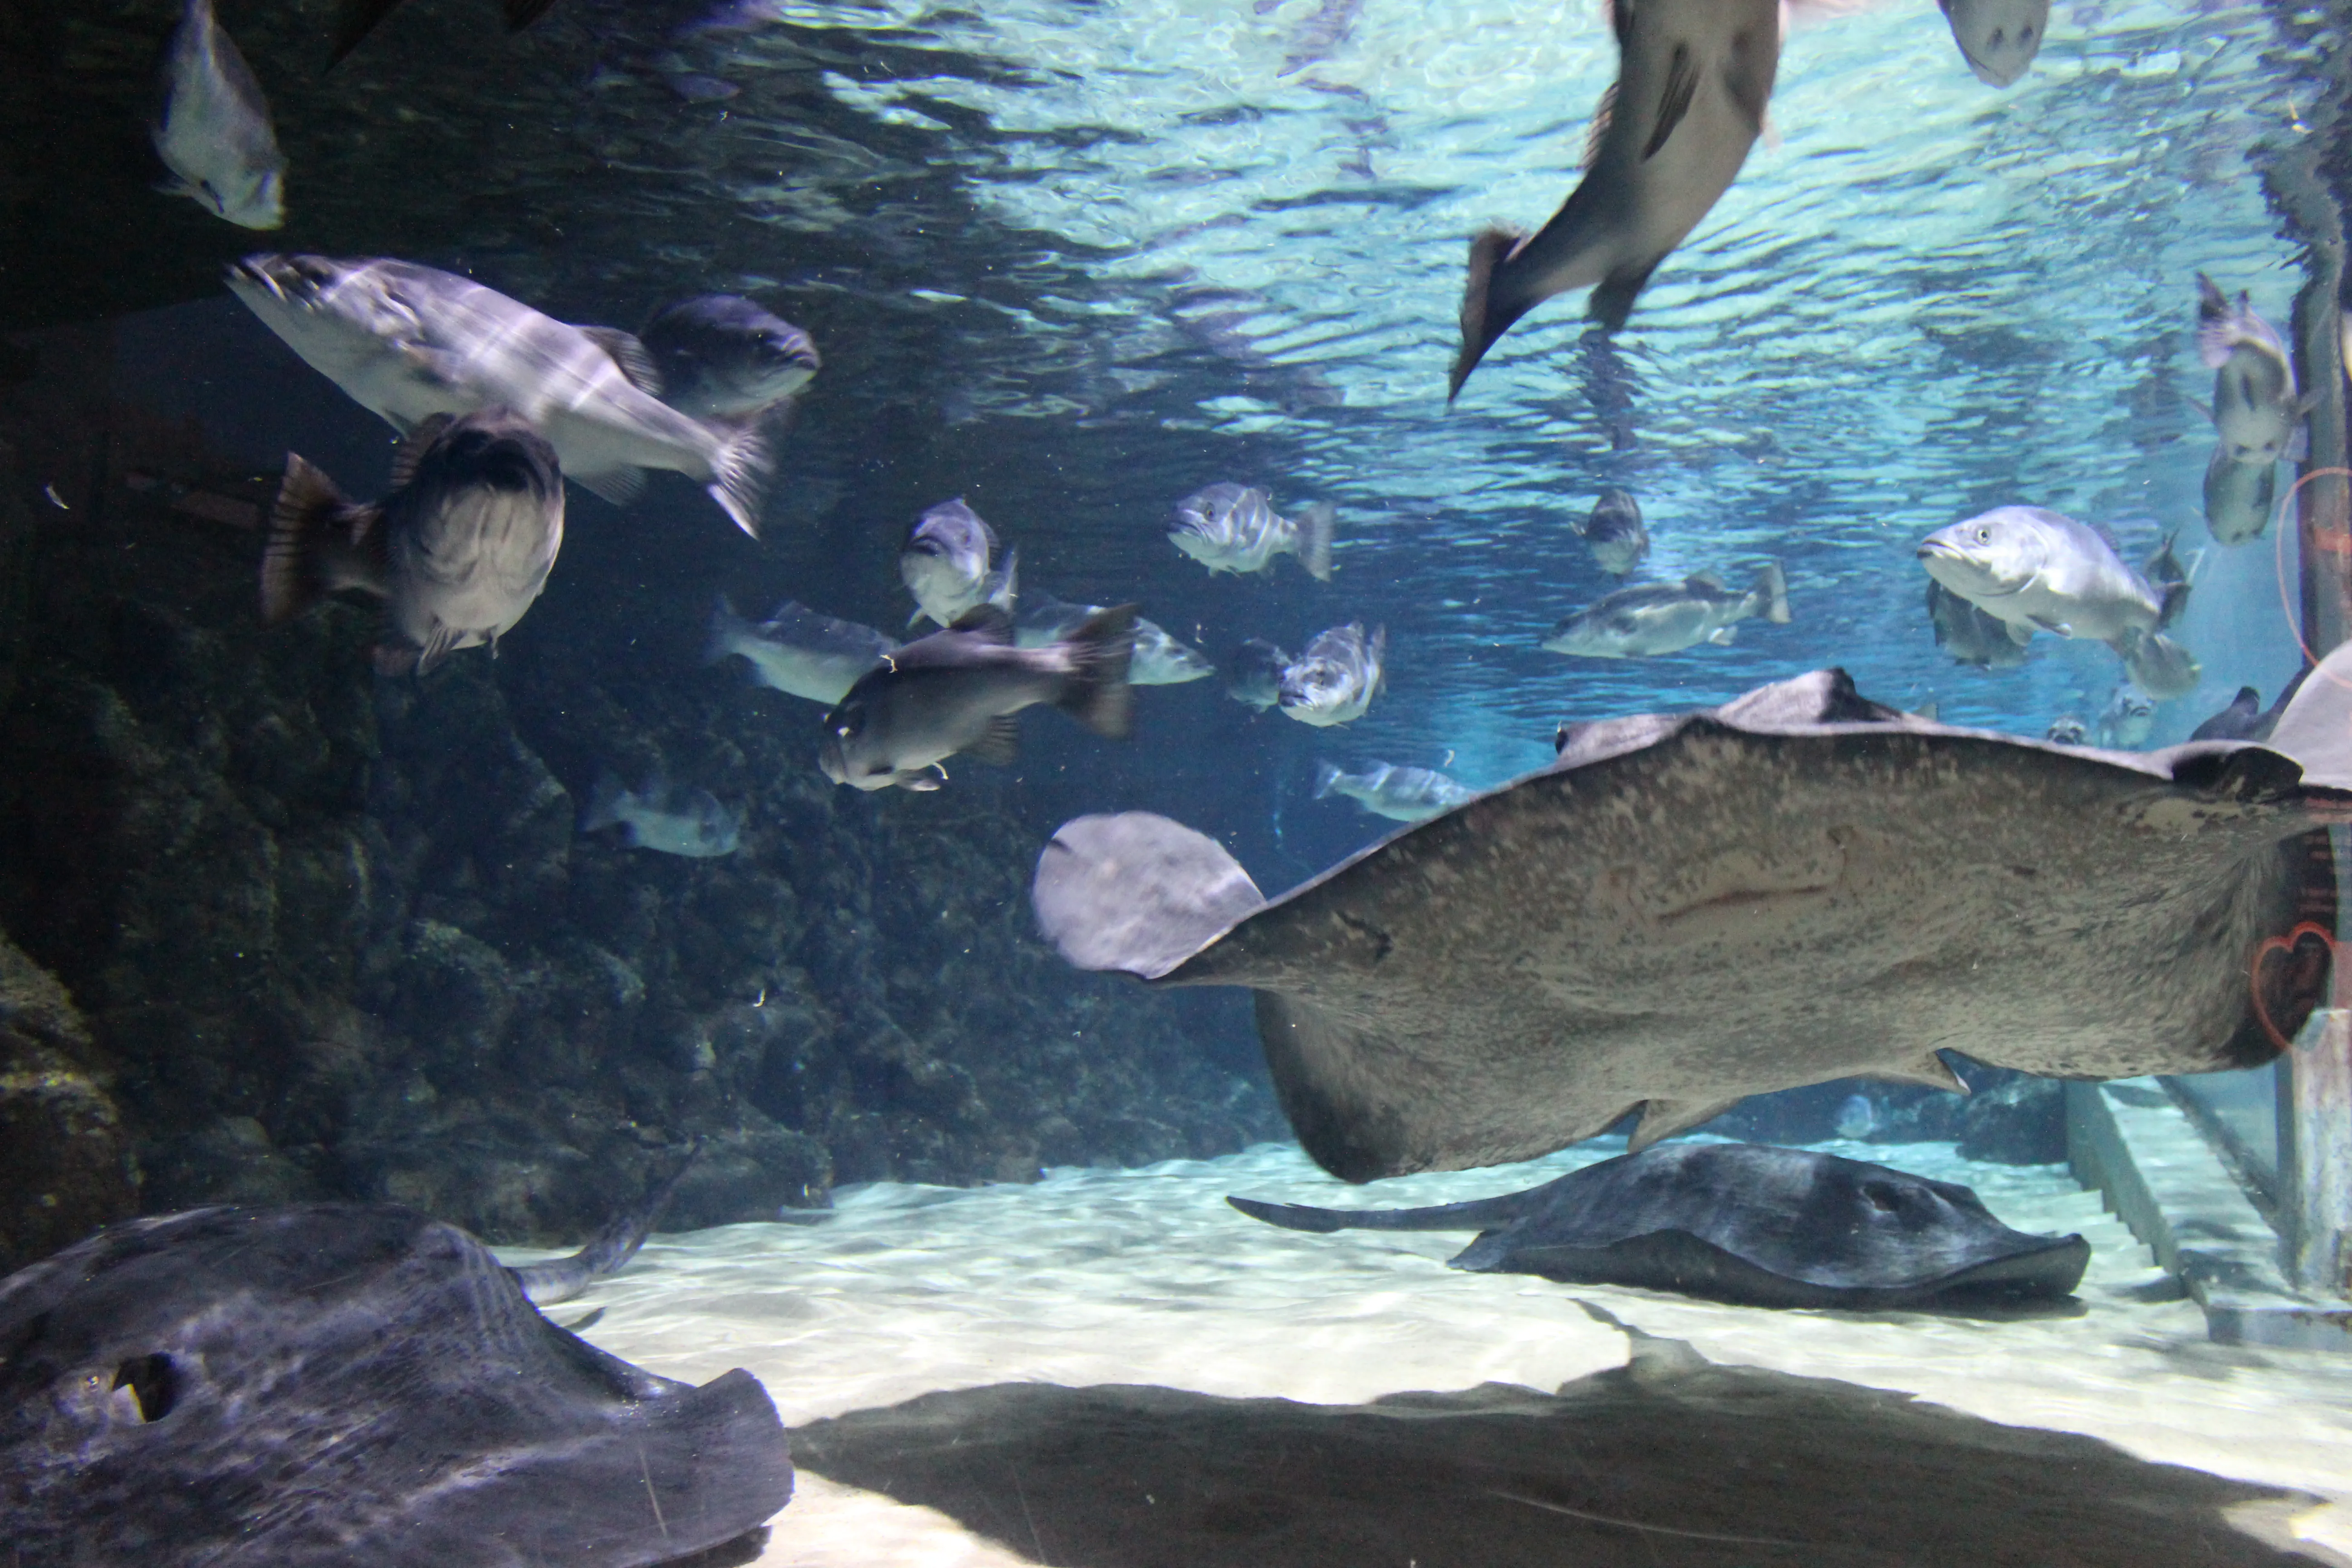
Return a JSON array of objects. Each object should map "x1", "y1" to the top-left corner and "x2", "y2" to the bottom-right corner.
[
  {"x1": 965, "y1": 715, "x2": 1021, "y2": 767},
  {"x1": 388, "y1": 413, "x2": 454, "y2": 490},
  {"x1": 1581, "y1": 81, "x2": 1617, "y2": 170},
  {"x1": 949, "y1": 604, "x2": 1015, "y2": 642},
  {"x1": 1642, "y1": 41, "x2": 1699, "y2": 160},
  {"x1": 580, "y1": 326, "x2": 664, "y2": 397},
  {"x1": 1685, "y1": 570, "x2": 1726, "y2": 591}
]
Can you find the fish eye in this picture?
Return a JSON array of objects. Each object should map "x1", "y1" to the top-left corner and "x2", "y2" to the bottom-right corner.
[{"x1": 1975, "y1": 527, "x2": 1991, "y2": 542}]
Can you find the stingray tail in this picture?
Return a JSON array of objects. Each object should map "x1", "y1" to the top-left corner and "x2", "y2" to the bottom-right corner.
[
  {"x1": 1227, "y1": 1189, "x2": 1544, "y2": 1234},
  {"x1": 514, "y1": 1143, "x2": 701, "y2": 1306},
  {"x1": 1448, "y1": 226, "x2": 1529, "y2": 402}
]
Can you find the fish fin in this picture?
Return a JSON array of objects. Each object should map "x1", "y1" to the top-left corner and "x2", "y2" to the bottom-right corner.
[
  {"x1": 2288, "y1": 423, "x2": 2311, "y2": 464},
  {"x1": 328, "y1": 0, "x2": 405, "y2": 65},
  {"x1": 1580, "y1": 82, "x2": 1617, "y2": 171},
  {"x1": 1313, "y1": 761, "x2": 1342, "y2": 799},
  {"x1": 2264, "y1": 638, "x2": 2352, "y2": 789},
  {"x1": 1685, "y1": 570, "x2": 1727, "y2": 591},
  {"x1": 948, "y1": 603, "x2": 1017, "y2": 642},
  {"x1": 705, "y1": 596, "x2": 748, "y2": 667},
  {"x1": 965, "y1": 715, "x2": 1022, "y2": 767},
  {"x1": 908, "y1": 606, "x2": 933, "y2": 630},
  {"x1": 898, "y1": 767, "x2": 945, "y2": 792},
  {"x1": 1587, "y1": 253, "x2": 1666, "y2": 333},
  {"x1": 2157, "y1": 579, "x2": 2190, "y2": 632},
  {"x1": 1293, "y1": 500, "x2": 1337, "y2": 580},
  {"x1": 705, "y1": 419, "x2": 771, "y2": 538},
  {"x1": 570, "y1": 465, "x2": 647, "y2": 508},
  {"x1": 1707, "y1": 627, "x2": 1737, "y2": 645},
  {"x1": 988, "y1": 545, "x2": 1020, "y2": 611},
  {"x1": 2029, "y1": 614, "x2": 2072, "y2": 637},
  {"x1": 1869, "y1": 1051, "x2": 1970, "y2": 1093},
  {"x1": 386, "y1": 412, "x2": 454, "y2": 491},
  {"x1": 504, "y1": 0, "x2": 559, "y2": 26},
  {"x1": 413, "y1": 621, "x2": 468, "y2": 676},
  {"x1": 261, "y1": 454, "x2": 382, "y2": 624},
  {"x1": 2005, "y1": 618, "x2": 2036, "y2": 646},
  {"x1": 2194, "y1": 274, "x2": 2242, "y2": 369},
  {"x1": 1643, "y1": 42, "x2": 1699, "y2": 160},
  {"x1": 1754, "y1": 560, "x2": 1791, "y2": 623},
  {"x1": 1448, "y1": 226, "x2": 1530, "y2": 402},
  {"x1": 2187, "y1": 396, "x2": 2216, "y2": 429},
  {"x1": 1911, "y1": 701, "x2": 1939, "y2": 722},
  {"x1": 1627, "y1": 1095, "x2": 1740, "y2": 1153},
  {"x1": 579, "y1": 769, "x2": 626, "y2": 833},
  {"x1": 578, "y1": 326, "x2": 663, "y2": 396},
  {"x1": 1056, "y1": 604, "x2": 1139, "y2": 740}
]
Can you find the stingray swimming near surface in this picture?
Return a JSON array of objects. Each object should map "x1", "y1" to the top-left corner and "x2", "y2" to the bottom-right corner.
[
  {"x1": 0, "y1": 1201, "x2": 792, "y2": 1567},
  {"x1": 1230, "y1": 1141, "x2": 2091, "y2": 1309},
  {"x1": 1034, "y1": 653, "x2": 2352, "y2": 1182}
]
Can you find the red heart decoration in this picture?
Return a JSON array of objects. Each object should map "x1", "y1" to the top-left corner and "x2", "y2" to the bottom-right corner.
[{"x1": 2249, "y1": 921, "x2": 2341, "y2": 1055}]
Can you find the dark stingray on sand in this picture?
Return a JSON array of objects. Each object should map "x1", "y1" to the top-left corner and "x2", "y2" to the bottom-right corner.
[
  {"x1": 1034, "y1": 655, "x2": 2352, "y2": 1182},
  {"x1": 1230, "y1": 1142, "x2": 2091, "y2": 1310},
  {"x1": 0, "y1": 1203, "x2": 792, "y2": 1568}
]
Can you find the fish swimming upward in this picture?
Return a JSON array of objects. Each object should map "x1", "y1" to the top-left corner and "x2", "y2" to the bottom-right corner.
[
  {"x1": 2195, "y1": 274, "x2": 2311, "y2": 467},
  {"x1": 152, "y1": 0, "x2": 284, "y2": 230},
  {"x1": 1449, "y1": 0, "x2": 1781, "y2": 398}
]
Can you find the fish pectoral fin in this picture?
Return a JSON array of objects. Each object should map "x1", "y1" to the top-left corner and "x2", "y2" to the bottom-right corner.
[
  {"x1": 578, "y1": 325, "x2": 664, "y2": 396},
  {"x1": 2288, "y1": 424, "x2": 2311, "y2": 463},
  {"x1": 2187, "y1": 395, "x2": 2216, "y2": 427},
  {"x1": 897, "y1": 767, "x2": 946, "y2": 792},
  {"x1": 1580, "y1": 82, "x2": 1617, "y2": 171},
  {"x1": 413, "y1": 622, "x2": 469, "y2": 676},
  {"x1": 1628, "y1": 1095, "x2": 1742, "y2": 1153},
  {"x1": 387, "y1": 412, "x2": 454, "y2": 490},
  {"x1": 2028, "y1": 615, "x2": 2072, "y2": 637},
  {"x1": 2005, "y1": 618, "x2": 2036, "y2": 646},
  {"x1": 1642, "y1": 42, "x2": 1700, "y2": 160},
  {"x1": 1685, "y1": 570, "x2": 1726, "y2": 591},
  {"x1": 964, "y1": 715, "x2": 1022, "y2": 767},
  {"x1": 568, "y1": 465, "x2": 647, "y2": 508},
  {"x1": 1707, "y1": 627, "x2": 1737, "y2": 645}
]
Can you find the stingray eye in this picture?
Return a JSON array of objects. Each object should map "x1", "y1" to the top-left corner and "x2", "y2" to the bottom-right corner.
[
  {"x1": 1988, "y1": 26, "x2": 2004, "y2": 45},
  {"x1": 112, "y1": 1353, "x2": 178, "y2": 1422},
  {"x1": 1860, "y1": 1181, "x2": 1907, "y2": 1215}
]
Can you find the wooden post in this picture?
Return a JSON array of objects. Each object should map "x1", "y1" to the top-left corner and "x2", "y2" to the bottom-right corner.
[{"x1": 2293, "y1": 1005, "x2": 2352, "y2": 1294}]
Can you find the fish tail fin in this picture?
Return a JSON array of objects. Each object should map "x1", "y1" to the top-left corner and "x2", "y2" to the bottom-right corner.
[
  {"x1": 1587, "y1": 254, "x2": 1666, "y2": 333},
  {"x1": 704, "y1": 596, "x2": 745, "y2": 666},
  {"x1": 1313, "y1": 761, "x2": 1342, "y2": 799},
  {"x1": 2157, "y1": 579, "x2": 2190, "y2": 632},
  {"x1": 2194, "y1": 273, "x2": 2241, "y2": 369},
  {"x1": 261, "y1": 454, "x2": 382, "y2": 626},
  {"x1": 1448, "y1": 226, "x2": 1527, "y2": 402},
  {"x1": 579, "y1": 769, "x2": 627, "y2": 833},
  {"x1": 1056, "y1": 604, "x2": 1139, "y2": 740},
  {"x1": 705, "y1": 421, "x2": 772, "y2": 539},
  {"x1": 1753, "y1": 560, "x2": 1792, "y2": 624},
  {"x1": 1294, "y1": 501, "x2": 1337, "y2": 581},
  {"x1": 990, "y1": 545, "x2": 1020, "y2": 611}
]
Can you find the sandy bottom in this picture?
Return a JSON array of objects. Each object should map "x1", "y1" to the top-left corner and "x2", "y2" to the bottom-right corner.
[{"x1": 512, "y1": 1138, "x2": 2352, "y2": 1566}]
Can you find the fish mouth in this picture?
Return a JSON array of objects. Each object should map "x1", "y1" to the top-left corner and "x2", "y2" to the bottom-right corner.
[{"x1": 1955, "y1": 38, "x2": 2026, "y2": 88}]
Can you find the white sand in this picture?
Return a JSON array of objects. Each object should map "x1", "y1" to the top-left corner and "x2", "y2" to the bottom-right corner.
[{"x1": 510, "y1": 1139, "x2": 2352, "y2": 1565}]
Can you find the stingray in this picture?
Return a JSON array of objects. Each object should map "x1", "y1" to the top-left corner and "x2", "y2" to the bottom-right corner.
[
  {"x1": 0, "y1": 1202, "x2": 793, "y2": 1567},
  {"x1": 1230, "y1": 1141, "x2": 2091, "y2": 1310},
  {"x1": 1034, "y1": 656, "x2": 2352, "y2": 1182}
]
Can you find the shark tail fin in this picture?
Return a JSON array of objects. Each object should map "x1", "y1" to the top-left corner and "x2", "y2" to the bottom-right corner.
[
  {"x1": 1448, "y1": 226, "x2": 1527, "y2": 402},
  {"x1": 1293, "y1": 501, "x2": 1337, "y2": 581},
  {"x1": 262, "y1": 453, "x2": 384, "y2": 626},
  {"x1": 1055, "y1": 604, "x2": 1138, "y2": 740},
  {"x1": 1313, "y1": 761, "x2": 1343, "y2": 799},
  {"x1": 1753, "y1": 561, "x2": 1792, "y2": 624},
  {"x1": 705, "y1": 420, "x2": 772, "y2": 539}
]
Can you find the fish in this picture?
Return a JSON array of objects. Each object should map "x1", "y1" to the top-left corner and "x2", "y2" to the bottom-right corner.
[
  {"x1": 1448, "y1": 0, "x2": 1781, "y2": 397},
  {"x1": 1230, "y1": 1142, "x2": 2090, "y2": 1309},
  {"x1": 1225, "y1": 638, "x2": 1291, "y2": 710},
  {"x1": 1541, "y1": 564, "x2": 1790, "y2": 658},
  {"x1": 1315, "y1": 761, "x2": 1476, "y2": 823},
  {"x1": 1016, "y1": 595, "x2": 1211, "y2": 686},
  {"x1": 1278, "y1": 623, "x2": 1386, "y2": 728},
  {"x1": 152, "y1": 0, "x2": 284, "y2": 230},
  {"x1": 2195, "y1": 274, "x2": 2311, "y2": 466},
  {"x1": 2190, "y1": 686, "x2": 2264, "y2": 743},
  {"x1": 706, "y1": 598, "x2": 896, "y2": 705},
  {"x1": 1575, "y1": 487, "x2": 1650, "y2": 575},
  {"x1": 2044, "y1": 715, "x2": 2087, "y2": 745},
  {"x1": 819, "y1": 605, "x2": 1136, "y2": 792},
  {"x1": 1833, "y1": 1093, "x2": 1877, "y2": 1139},
  {"x1": 1926, "y1": 580, "x2": 2028, "y2": 669},
  {"x1": 638, "y1": 294, "x2": 821, "y2": 422},
  {"x1": 260, "y1": 408, "x2": 564, "y2": 677},
  {"x1": 0, "y1": 1200, "x2": 790, "y2": 1565},
  {"x1": 1030, "y1": 657, "x2": 2352, "y2": 1180},
  {"x1": 1168, "y1": 483, "x2": 1336, "y2": 581},
  {"x1": 329, "y1": 0, "x2": 560, "y2": 67},
  {"x1": 2203, "y1": 443, "x2": 2278, "y2": 545},
  {"x1": 900, "y1": 498, "x2": 1017, "y2": 630},
  {"x1": 225, "y1": 254, "x2": 770, "y2": 536},
  {"x1": 1936, "y1": 0, "x2": 2051, "y2": 87},
  {"x1": 2094, "y1": 685, "x2": 2157, "y2": 750},
  {"x1": 579, "y1": 773, "x2": 743, "y2": 857},
  {"x1": 2116, "y1": 627, "x2": 2202, "y2": 702},
  {"x1": 1915, "y1": 507, "x2": 2181, "y2": 650}
]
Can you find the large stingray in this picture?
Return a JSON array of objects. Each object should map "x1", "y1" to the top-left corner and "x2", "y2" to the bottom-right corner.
[
  {"x1": 0, "y1": 1203, "x2": 793, "y2": 1567},
  {"x1": 1230, "y1": 1142, "x2": 2091, "y2": 1309},
  {"x1": 1034, "y1": 658, "x2": 2352, "y2": 1181}
]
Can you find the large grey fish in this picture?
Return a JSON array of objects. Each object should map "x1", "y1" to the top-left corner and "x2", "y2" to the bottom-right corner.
[
  {"x1": 2203, "y1": 443, "x2": 2278, "y2": 545},
  {"x1": 2195, "y1": 274, "x2": 2311, "y2": 467},
  {"x1": 820, "y1": 605, "x2": 1135, "y2": 792},
  {"x1": 1448, "y1": 0, "x2": 1781, "y2": 397},
  {"x1": 1230, "y1": 1142, "x2": 2090, "y2": 1309},
  {"x1": 1315, "y1": 761, "x2": 1475, "y2": 822},
  {"x1": 225, "y1": 255, "x2": 770, "y2": 536},
  {"x1": 901, "y1": 498, "x2": 1017, "y2": 630},
  {"x1": 579, "y1": 773, "x2": 742, "y2": 857},
  {"x1": 638, "y1": 294, "x2": 821, "y2": 422},
  {"x1": 1574, "y1": 487, "x2": 1649, "y2": 575},
  {"x1": 706, "y1": 598, "x2": 895, "y2": 705},
  {"x1": 1542, "y1": 563, "x2": 1789, "y2": 658},
  {"x1": 1937, "y1": 0, "x2": 2050, "y2": 87},
  {"x1": 1031, "y1": 658, "x2": 2352, "y2": 1180},
  {"x1": 1278, "y1": 623, "x2": 1386, "y2": 727},
  {"x1": 329, "y1": 0, "x2": 559, "y2": 66},
  {"x1": 1916, "y1": 507, "x2": 2180, "y2": 648},
  {"x1": 152, "y1": 0, "x2": 284, "y2": 230},
  {"x1": 1926, "y1": 580, "x2": 2027, "y2": 670},
  {"x1": 1225, "y1": 638, "x2": 1290, "y2": 710},
  {"x1": 1017, "y1": 594, "x2": 1211, "y2": 686},
  {"x1": 1168, "y1": 483, "x2": 1336, "y2": 581},
  {"x1": 261, "y1": 408, "x2": 564, "y2": 676},
  {"x1": 0, "y1": 1201, "x2": 790, "y2": 1566}
]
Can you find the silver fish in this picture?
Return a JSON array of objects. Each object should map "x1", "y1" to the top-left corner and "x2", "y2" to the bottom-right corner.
[
  {"x1": 1225, "y1": 639, "x2": 1290, "y2": 710},
  {"x1": 2044, "y1": 715, "x2": 2087, "y2": 745},
  {"x1": 225, "y1": 255, "x2": 770, "y2": 536},
  {"x1": 1016, "y1": 595, "x2": 1211, "y2": 686},
  {"x1": 706, "y1": 598, "x2": 895, "y2": 705},
  {"x1": 2117, "y1": 626, "x2": 2201, "y2": 702},
  {"x1": 820, "y1": 606, "x2": 1135, "y2": 792},
  {"x1": 1278, "y1": 623, "x2": 1385, "y2": 727},
  {"x1": 2196, "y1": 274, "x2": 2310, "y2": 467},
  {"x1": 1314, "y1": 761, "x2": 1474, "y2": 823},
  {"x1": 580, "y1": 773, "x2": 741, "y2": 857},
  {"x1": 260, "y1": 408, "x2": 563, "y2": 676},
  {"x1": 1926, "y1": 580, "x2": 2027, "y2": 670},
  {"x1": 639, "y1": 295, "x2": 821, "y2": 421},
  {"x1": 1575, "y1": 487, "x2": 1649, "y2": 575},
  {"x1": 153, "y1": 0, "x2": 284, "y2": 230},
  {"x1": 1168, "y1": 483, "x2": 1336, "y2": 580},
  {"x1": 1542, "y1": 564, "x2": 1790, "y2": 658},
  {"x1": 901, "y1": 498, "x2": 1017, "y2": 630},
  {"x1": 2095, "y1": 684, "x2": 2157, "y2": 750},
  {"x1": 1916, "y1": 507, "x2": 2178, "y2": 649},
  {"x1": 1937, "y1": 0, "x2": 2050, "y2": 87},
  {"x1": 2203, "y1": 444, "x2": 2278, "y2": 546},
  {"x1": 1449, "y1": 0, "x2": 1780, "y2": 397}
]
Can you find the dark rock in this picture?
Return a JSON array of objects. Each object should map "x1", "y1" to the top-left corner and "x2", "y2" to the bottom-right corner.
[{"x1": 0, "y1": 933, "x2": 139, "y2": 1272}]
